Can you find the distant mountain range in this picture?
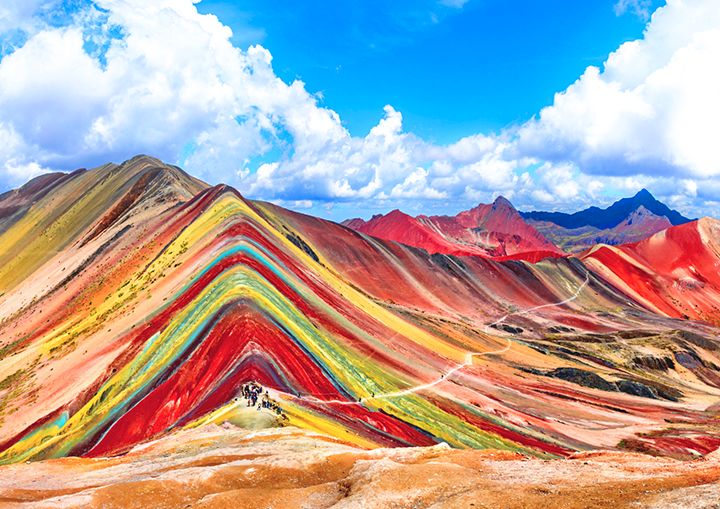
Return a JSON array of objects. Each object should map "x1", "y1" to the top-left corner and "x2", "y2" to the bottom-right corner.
[
  {"x1": 520, "y1": 189, "x2": 692, "y2": 229},
  {"x1": 343, "y1": 196, "x2": 563, "y2": 262},
  {"x1": 345, "y1": 189, "x2": 693, "y2": 256},
  {"x1": 521, "y1": 189, "x2": 692, "y2": 253}
]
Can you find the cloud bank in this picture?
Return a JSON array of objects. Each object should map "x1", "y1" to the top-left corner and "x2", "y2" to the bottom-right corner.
[{"x1": 0, "y1": 0, "x2": 719, "y2": 218}]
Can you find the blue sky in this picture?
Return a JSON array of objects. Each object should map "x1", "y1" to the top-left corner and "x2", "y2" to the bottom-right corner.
[
  {"x1": 0, "y1": 0, "x2": 719, "y2": 221},
  {"x1": 198, "y1": 0, "x2": 656, "y2": 143}
]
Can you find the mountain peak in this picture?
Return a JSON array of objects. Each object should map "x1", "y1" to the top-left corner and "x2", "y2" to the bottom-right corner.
[
  {"x1": 628, "y1": 205, "x2": 652, "y2": 218},
  {"x1": 619, "y1": 205, "x2": 672, "y2": 230},
  {"x1": 385, "y1": 208, "x2": 411, "y2": 219},
  {"x1": 492, "y1": 195, "x2": 514, "y2": 209},
  {"x1": 521, "y1": 189, "x2": 692, "y2": 230},
  {"x1": 343, "y1": 196, "x2": 560, "y2": 260},
  {"x1": 634, "y1": 188, "x2": 654, "y2": 200}
]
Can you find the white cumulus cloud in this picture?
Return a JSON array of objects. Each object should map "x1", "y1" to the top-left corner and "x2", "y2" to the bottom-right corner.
[
  {"x1": 614, "y1": 0, "x2": 653, "y2": 21},
  {"x1": 517, "y1": 0, "x2": 720, "y2": 180},
  {"x1": 0, "y1": 0, "x2": 719, "y2": 220}
]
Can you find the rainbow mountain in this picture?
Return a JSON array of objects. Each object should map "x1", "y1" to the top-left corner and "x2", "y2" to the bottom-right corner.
[{"x1": 1, "y1": 155, "x2": 720, "y2": 465}]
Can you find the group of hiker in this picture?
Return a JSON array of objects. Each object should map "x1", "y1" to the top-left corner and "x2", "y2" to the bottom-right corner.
[
  {"x1": 240, "y1": 382, "x2": 286, "y2": 418},
  {"x1": 241, "y1": 382, "x2": 264, "y2": 407},
  {"x1": 258, "y1": 396, "x2": 284, "y2": 416}
]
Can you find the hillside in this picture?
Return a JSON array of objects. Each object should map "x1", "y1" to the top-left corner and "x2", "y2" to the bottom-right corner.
[
  {"x1": 0, "y1": 157, "x2": 719, "y2": 468},
  {"x1": 582, "y1": 217, "x2": 720, "y2": 322},
  {"x1": 344, "y1": 196, "x2": 563, "y2": 261}
]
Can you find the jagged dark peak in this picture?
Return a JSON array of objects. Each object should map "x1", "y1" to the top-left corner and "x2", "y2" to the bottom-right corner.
[
  {"x1": 634, "y1": 188, "x2": 653, "y2": 200},
  {"x1": 521, "y1": 188, "x2": 692, "y2": 230}
]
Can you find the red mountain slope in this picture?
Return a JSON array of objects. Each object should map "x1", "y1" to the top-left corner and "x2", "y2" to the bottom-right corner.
[
  {"x1": 582, "y1": 217, "x2": 720, "y2": 322},
  {"x1": 349, "y1": 209, "x2": 481, "y2": 257},
  {"x1": 345, "y1": 197, "x2": 563, "y2": 262}
]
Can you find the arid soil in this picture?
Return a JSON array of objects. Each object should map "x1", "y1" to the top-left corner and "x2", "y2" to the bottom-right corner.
[{"x1": 0, "y1": 424, "x2": 718, "y2": 509}]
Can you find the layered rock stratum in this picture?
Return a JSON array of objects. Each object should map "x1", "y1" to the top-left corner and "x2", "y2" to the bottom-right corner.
[{"x1": 1, "y1": 156, "x2": 720, "y2": 507}]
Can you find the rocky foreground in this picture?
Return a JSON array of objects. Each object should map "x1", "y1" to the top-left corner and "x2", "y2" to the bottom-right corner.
[{"x1": 0, "y1": 424, "x2": 718, "y2": 509}]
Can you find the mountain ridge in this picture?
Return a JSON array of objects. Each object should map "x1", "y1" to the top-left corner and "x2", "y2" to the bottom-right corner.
[
  {"x1": 344, "y1": 196, "x2": 563, "y2": 261},
  {"x1": 531, "y1": 205, "x2": 674, "y2": 253},
  {"x1": 520, "y1": 189, "x2": 692, "y2": 229},
  {"x1": 1, "y1": 156, "x2": 720, "y2": 466}
]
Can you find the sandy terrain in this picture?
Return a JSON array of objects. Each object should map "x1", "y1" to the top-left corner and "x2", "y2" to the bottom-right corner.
[{"x1": 0, "y1": 424, "x2": 718, "y2": 509}]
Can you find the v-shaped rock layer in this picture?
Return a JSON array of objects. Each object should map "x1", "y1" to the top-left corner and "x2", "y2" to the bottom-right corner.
[{"x1": 1, "y1": 157, "x2": 720, "y2": 464}]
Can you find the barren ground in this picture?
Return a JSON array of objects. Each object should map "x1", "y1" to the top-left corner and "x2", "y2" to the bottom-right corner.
[{"x1": 0, "y1": 424, "x2": 718, "y2": 508}]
